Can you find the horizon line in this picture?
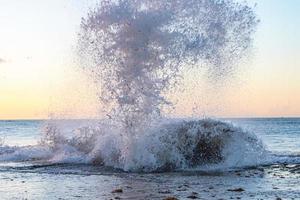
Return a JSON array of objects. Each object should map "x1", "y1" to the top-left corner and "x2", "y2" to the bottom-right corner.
[{"x1": 1, "y1": 116, "x2": 300, "y2": 121}]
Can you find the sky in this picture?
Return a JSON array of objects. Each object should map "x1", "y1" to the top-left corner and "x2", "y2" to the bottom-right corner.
[{"x1": 0, "y1": 0, "x2": 299, "y2": 119}]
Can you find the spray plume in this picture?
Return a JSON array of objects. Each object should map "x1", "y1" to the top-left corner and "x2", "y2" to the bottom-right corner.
[{"x1": 78, "y1": 0, "x2": 258, "y2": 135}]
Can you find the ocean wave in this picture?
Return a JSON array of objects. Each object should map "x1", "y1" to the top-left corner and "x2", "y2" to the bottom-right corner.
[{"x1": 2, "y1": 119, "x2": 299, "y2": 172}]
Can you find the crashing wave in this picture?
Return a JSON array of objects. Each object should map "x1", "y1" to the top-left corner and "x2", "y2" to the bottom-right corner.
[{"x1": 0, "y1": 119, "x2": 272, "y2": 172}]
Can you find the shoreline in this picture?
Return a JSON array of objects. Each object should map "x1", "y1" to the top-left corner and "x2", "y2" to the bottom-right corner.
[{"x1": 0, "y1": 163, "x2": 299, "y2": 199}]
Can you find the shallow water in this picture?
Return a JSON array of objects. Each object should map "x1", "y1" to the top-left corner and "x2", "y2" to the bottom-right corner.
[
  {"x1": 0, "y1": 163, "x2": 299, "y2": 199},
  {"x1": 0, "y1": 118, "x2": 299, "y2": 199}
]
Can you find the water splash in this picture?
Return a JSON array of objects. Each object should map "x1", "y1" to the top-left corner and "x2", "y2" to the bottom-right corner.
[
  {"x1": 78, "y1": 0, "x2": 259, "y2": 134},
  {"x1": 0, "y1": 119, "x2": 272, "y2": 172},
  {"x1": 0, "y1": 1, "x2": 268, "y2": 172},
  {"x1": 3, "y1": 118, "x2": 300, "y2": 172}
]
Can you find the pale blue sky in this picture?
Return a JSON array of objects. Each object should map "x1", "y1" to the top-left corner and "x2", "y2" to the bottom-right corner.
[{"x1": 0, "y1": 0, "x2": 299, "y2": 118}]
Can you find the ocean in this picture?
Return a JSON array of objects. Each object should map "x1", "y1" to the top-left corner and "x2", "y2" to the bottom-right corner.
[
  {"x1": 0, "y1": 118, "x2": 299, "y2": 199},
  {"x1": 1, "y1": 0, "x2": 297, "y2": 199}
]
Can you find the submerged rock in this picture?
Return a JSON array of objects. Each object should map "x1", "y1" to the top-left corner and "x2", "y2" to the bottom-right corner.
[
  {"x1": 187, "y1": 194, "x2": 198, "y2": 199},
  {"x1": 112, "y1": 189, "x2": 123, "y2": 193},
  {"x1": 163, "y1": 197, "x2": 178, "y2": 200},
  {"x1": 158, "y1": 190, "x2": 171, "y2": 194},
  {"x1": 227, "y1": 188, "x2": 245, "y2": 192}
]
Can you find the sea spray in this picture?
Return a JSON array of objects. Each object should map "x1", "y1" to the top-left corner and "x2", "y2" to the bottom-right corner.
[
  {"x1": 0, "y1": 119, "x2": 270, "y2": 171},
  {"x1": 76, "y1": 0, "x2": 260, "y2": 170},
  {"x1": 0, "y1": 0, "x2": 267, "y2": 172},
  {"x1": 78, "y1": 0, "x2": 259, "y2": 132}
]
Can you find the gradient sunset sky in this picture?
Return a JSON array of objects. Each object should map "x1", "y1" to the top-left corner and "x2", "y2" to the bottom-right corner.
[{"x1": 0, "y1": 0, "x2": 299, "y2": 119}]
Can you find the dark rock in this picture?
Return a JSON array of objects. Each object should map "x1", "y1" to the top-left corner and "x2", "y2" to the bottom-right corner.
[
  {"x1": 163, "y1": 197, "x2": 178, "y2": 200},
  {"x1": 178, "y1": 121, "x2": 226, "y2": 165},
  {"x1": 158, "y1": 190, "x2": 171, "y2": 194},
  {"x1": 112, "y1": 189, "x2": 123, "y2": 193},
  {"x1": 187, "y1": 195, "x2": 198, "y2": 199},
  {"x1": 257, "y1": 168, "x2": 264, "y2": 172},
  {"x1": 92, "y1": 156, "x2": 103, "y2": 165},
  {"x1": 227, "y1": 188, "x2": 245, "y2": 192},
  {"x1": 176, "y1": 188, "x2": 187, "y2": 191}
]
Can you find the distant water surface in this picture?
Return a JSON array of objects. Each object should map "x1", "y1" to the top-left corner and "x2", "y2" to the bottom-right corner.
[{"x1": 228, "y1": 118, "x2": 300, "y2": 153}]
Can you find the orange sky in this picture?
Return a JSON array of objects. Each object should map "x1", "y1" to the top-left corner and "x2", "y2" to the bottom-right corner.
[{"x1": 0, "y1": 0, "x2": 299, "y2": 119}]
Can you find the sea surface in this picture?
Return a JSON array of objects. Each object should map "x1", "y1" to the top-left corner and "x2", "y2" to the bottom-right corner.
[{"x1": 0, "y1": 118, "x2": 299, "y2": 199}]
